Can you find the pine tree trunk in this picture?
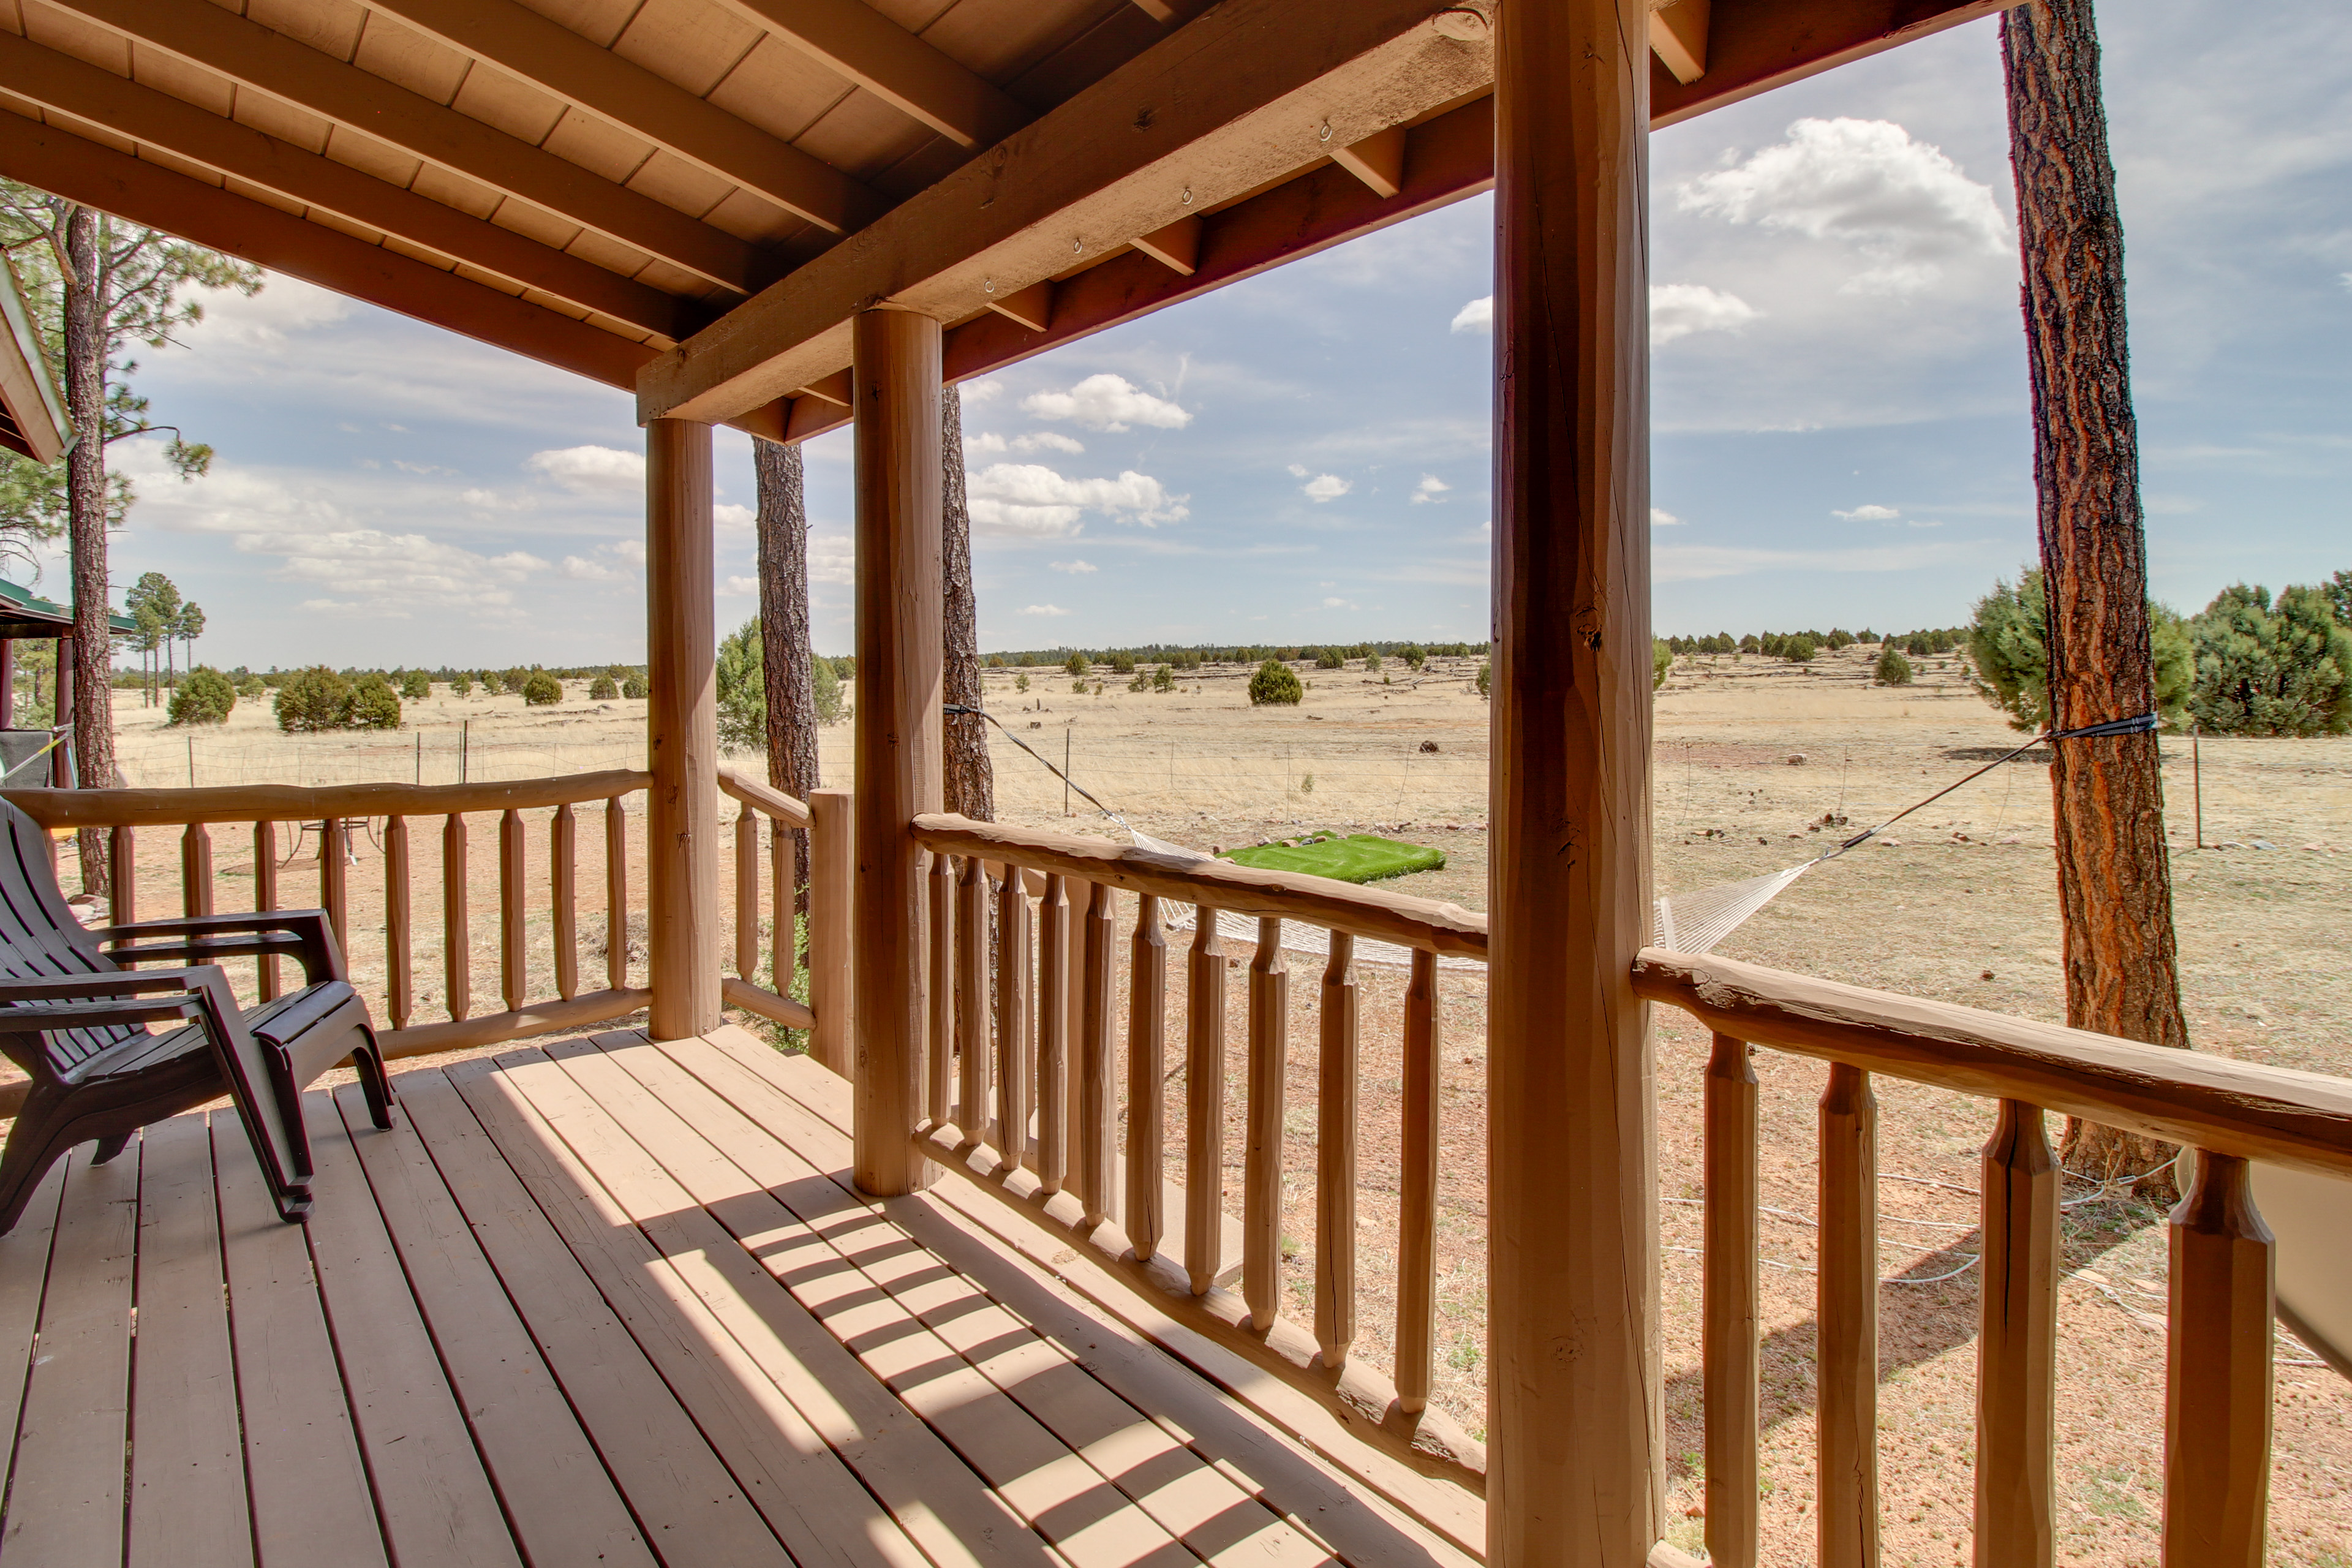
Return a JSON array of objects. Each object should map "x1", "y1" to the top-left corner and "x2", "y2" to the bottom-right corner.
[
  {"x1": 62, "y1": 206, "x2": 113, "y2": 894},
  {"x1": 940, "y1": 386, "x2": 993, "y2": 820},
  {"x1": 753, "y1": 437, "x2": 818, "y2": 899},
  {"x1": 2003, "y1": 0, "x2": 2190, "y2": 1197}
]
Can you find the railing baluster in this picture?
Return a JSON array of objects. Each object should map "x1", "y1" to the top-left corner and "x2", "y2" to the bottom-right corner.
[
  {"x1": 252, "y1": 821, "x2": 279, "y2": 1003},
  {"x1": 1077, "y1": 878, "x2": 1117, "y2": 1227},
  {"x1": 1185, "y1": 903, "x2": 1227, "y2": 1296},
  {"x1": 994, "y1": 865, "x2": 1030, "y2": 1166},
  {"x1": 770, "y1": 815, "x2": 793, "y2": 1000},
  {"x1": 551, "y1": 803, "x2": 578, "y2": 1001},
  {"x1": 956, "y1": 856, "x2": 988, "y2": 1140},
  {"x1": 1974, "y1": 1099, "x2": 2057, "y2": 1568},
  {"x1": 735, "y1": 806, "x2": 761, "y2": 980},
  {"x1": 1125, "y1": 893, "x2": 1166, "y2": 1262},
  {"x1": 320, "y1": 817, "x2": 347, "y2": 948},
  {"x1": 1397, "y1": 948, "x2": 1439, "y2": 1411},
  {"x1": 108, "y1": 824, "x2": 135, "y2": 928},
  {"x1": 2165, "y1": 1150, "x2": 2273, "y2": 1567},
  {"x1": 385, "y1": 816, "x2": 412, "y2": 1031},
  {"x1": 1243, "y1": 917, "x2": 1288, "y2": 1332},
  {"x1": 179, "y1": 822, "x2": 212, "y2": 918},
  {"x1": 1314, "y1": 930, "x2": 1357, "y2": 1370},
  {"x1": 1705, "y1": 1033, "x2": 1762, "y2": 1568},
  {"x1": 499, "y1": 808, "x2": 526, "y2": 1013},
  {"x1": 1818, "y1": 1063, "x2": 1880, "y2": 1568},
  {"x1": 443, "y1": 813, "x2": 470, "y2": 1022},
  {"x1": 809, "y1": 788, "x2": 853, "y2": 1076},
  {"x1": 927, "y1": 851, "x2": 956, "y2": 1126},
  {"x1": 604, "y1": 795, "x2": 627, "y2": 991},
  {"x1": 1036, "y1": 873, "x2": 1071, "y2": 1193}
]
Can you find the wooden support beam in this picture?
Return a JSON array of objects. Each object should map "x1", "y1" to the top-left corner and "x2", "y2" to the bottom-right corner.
[
  {"x1": 646, "y1": 418, "x2": 721, "y2": 1041},
  {"x1": 1648, "y1": 0, "x2": 1711, "y2": 85},
  {"x1": 982, "y1": 280, "x2": 1053, "y2": 333},
  {"x1": 1651, "y1": 0, "x2": 2011, "y2": 126},
  {"x1": 1329, "y1": 124, "x2": 1406, "y2": 198},
  {"x1": 0, "y1": 32, "x2": 695, "y2": 341},
  {"x1": 1131, "y1": 215, "x2": 1201, "y2": 275},
  {"x1": 796, "y1": 371, "x2": 853, "y2": 407},
  {"x1": 707, "y1": 0, "x2": 1028, "y2": 149},
  {"x1": 785, "y1": 394, "x2": 852, "y2": 443},
  {"x1": 850, "y1": 307, "x2": 944, "y2": 1197},
  {"x1": 358, "y1": 0, "x2": 883, "y2": 235},
  {"x1": 0, "y1": 113, "x2": 655, "y2": 390},
  {"x1": 48, "y1": 0, "x2": 762, "y2": 294},
  {"x1": 1487, "y1": 0, "x2": 1660, "y2": 1564}
]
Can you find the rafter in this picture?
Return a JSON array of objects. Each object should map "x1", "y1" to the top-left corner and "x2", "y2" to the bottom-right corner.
[
  {"x1": 0, "y1": 32, "x2": 698, "y2": 339},
  {"x1": 706, "y1": 0, "x2": 1029, "y2": 149},
  {"x1": 359, "y1": 0, "x2": 884, "y2": 236},
  {"x1": 46, "y1": 0, "x2": 764, "y2": 294}
]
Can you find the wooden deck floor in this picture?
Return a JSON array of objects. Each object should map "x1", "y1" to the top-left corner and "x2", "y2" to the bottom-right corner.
[{"x1": 0, "y1": 1025, "x2": 1479, "y2": 1568}]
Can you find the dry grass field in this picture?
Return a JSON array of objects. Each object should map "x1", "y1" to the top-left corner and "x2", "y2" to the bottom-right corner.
[{"x1": 61, "y1": 648, "x2": 2352, "y2": 1564}]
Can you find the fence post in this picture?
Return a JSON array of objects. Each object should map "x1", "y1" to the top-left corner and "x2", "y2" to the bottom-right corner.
[{"x1": 809, "y1": 787, "x2": 854, "y2": 1077}]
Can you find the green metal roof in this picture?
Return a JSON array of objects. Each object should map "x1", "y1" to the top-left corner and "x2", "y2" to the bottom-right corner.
[{"x1": 0, "y1": 577, "x2": 138, "y2": 640}]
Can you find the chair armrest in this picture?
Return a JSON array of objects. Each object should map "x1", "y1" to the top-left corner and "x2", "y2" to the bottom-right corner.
[
  {"x1": 0, "y1": 969, "x2": 222, "y2": 1002},
  {"x1": 94, "y1": 910, "x2": 345, "y2": 986},
  {"x1": 0, "y1": 970, "x2": 219, "y2": 1046}
]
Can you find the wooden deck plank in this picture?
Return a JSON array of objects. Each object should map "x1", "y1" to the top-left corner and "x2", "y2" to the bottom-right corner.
[
  {"x1": 0, "y1": 1157, "x2": 69, "y2": 1518},
  {"x1": 443, "y1": 1052, "x2": 927, "y2": 1568},
  {"x1": 390, "y1": 1069, "x2": 793, "y2": 1568},
  {"x1": 551, "y1": 1035, "x2": 1191, "y2": 1568},
  {"x1": 671, "y1": 1035, "x2": 1482, "y2": 1568},
  {"x1": 4, "y1": 1143, "x2": 137, "y2": 1564},
  {"x1": 129, "y1": 1114, "x2": 254, "y2": 1568},
  {"x1": 613, "y1": 1034, "x2": 1324, "y2": 1568},
  {"x1": 331, "y1": 1082, "x2": 656, "y2": 1568},
  {"x1": 298, "y1": 1090, "x2": 522, "y2": 1568},
  {"x1": 213, "y1": 1110, "x2": 391, "y2": 1568}
]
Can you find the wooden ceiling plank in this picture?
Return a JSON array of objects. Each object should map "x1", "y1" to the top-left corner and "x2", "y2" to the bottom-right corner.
[
  {"x1": 705, "y1": 0, "x2": 1027, "y2": 148},
  {"x1": 0, "y1": 108, "x2": 660, "y2": 388},
  {"x1": 1646, "y1": 0, "x2": 1708, "y2": 85},
  {"x1": 361, "y1": 0, "x2": 882, "y2": 233},
  {"x1": 1328, "y1": 123, "x2": 1404, "y2": 199},
  {"x1": 43, "y1": 0, "x2": 762, "y2": 292},
  {"x1": 0, "y1": 31, "x2": 694, "y2": 334}
]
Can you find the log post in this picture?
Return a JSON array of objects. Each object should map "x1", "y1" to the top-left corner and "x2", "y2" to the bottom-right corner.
[
  {"x1": 1975, "y1": 1100, "x2": 2059, "y2": 1568},
  {"x1": 850, "y1": 306, "x2": 943, "y2": 1197},
  {"x1": 646, "y1": 415, "x2": 720, "y2": 1040},
  {"x1": 2165, "y1": 1151, "x2": 2273, "y2": 1565},
  {"x1": 1488, "y1": 0, "x2": 1660, "y2": 1561},
  {"x1": 809, "y1": 787, "x2": 855, "y2": 1075}
]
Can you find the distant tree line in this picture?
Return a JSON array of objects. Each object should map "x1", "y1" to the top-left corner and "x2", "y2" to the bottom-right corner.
[{"x1": 982, "y1": 640, "x2": 1488, "y2": 670}]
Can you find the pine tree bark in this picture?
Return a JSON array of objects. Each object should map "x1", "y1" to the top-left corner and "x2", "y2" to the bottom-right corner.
[
  {"x1": 940, "y1": 385, "x2": 993, "y2": 821},
  {"x1": 753, "y1": 437, "x2": 819, "y2": 899},
  {"x1": 62, "y1": 205, "x2": 113, "y2": 894},
  {"x1": 2003, "y1": 0, "x2": 2190, "y2": 1196}
]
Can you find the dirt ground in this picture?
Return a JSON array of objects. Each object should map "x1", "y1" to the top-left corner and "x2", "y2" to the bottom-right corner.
[{"x1": 51, "y1": 650, "x2": 2352, "y2": 1564}]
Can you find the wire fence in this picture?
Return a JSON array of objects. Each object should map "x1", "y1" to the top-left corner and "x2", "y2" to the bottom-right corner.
[{"x1": 111, "y1": 728, "x2": 650, "y2": 790}]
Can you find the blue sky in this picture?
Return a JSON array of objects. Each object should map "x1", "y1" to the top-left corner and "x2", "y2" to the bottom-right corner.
[{"x1": 67, "y1": 0, "x2": 2352, "y2": 668}]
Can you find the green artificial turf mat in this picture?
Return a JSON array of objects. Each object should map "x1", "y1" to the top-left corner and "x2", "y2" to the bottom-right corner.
[{"x1": 1218, "y1": 832, "x2": 1445, "y2": 884}]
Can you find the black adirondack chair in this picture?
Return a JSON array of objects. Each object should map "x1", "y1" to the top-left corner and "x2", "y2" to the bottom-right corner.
[{"x1": 0, "y1": 797, "x2": 394, "y2": 1234}]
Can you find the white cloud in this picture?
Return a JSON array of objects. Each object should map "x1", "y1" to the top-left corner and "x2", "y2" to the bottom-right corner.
[
  {"x1": 1651, "y1": 284, "x2": 1760, "y2": 344},
  {"x1": 721, "y1": 575, "x2": 759, "y2": 596},
  {"x1": 1676, "y1": 118, "x2": 2010, "y2": 295},
  {"x1": 809, "y1": 533, "x2": 853, "y2": 586},
  {"x1": 1834, "y1": 503, "x2": 1902, "y2": 521},
  {"x1": 965, "y1": 462, "x2": 1190, "y2": 538},
  {"x1": 458, "y1": 488, "x2": 537, "y2": 514},
  {"x1": 1411, "y1": 475, "x2": 1450, "y2": 505},
  {"x1": 559, "y1": 555, "x2": 627, "y2": 582},
  {"x1": 1321, "y1": 596, "x2": 1358, "y2": 609},
  {"x1": 962, "y1": 379, "x2": 1004, "y2": 402},
  {"x1": 526, "y1": 444, "x2": 645, "y2": 496},
  {"x1": 612, "y1": 539, "x2": 646, "y2": 568},
  {"x1": 715, "y1": 502, "x2": 755, "y2": 530},
  {"x1": 1905, "y1": 519, "x2": 1945, "y2": 529},
  {"x1": 1450, "y1": 296, "x2": 1493, "y2": 333},
  {"x1": 1019, "y1": 603, "x2": 1071, "y2": 616},
  {"x1": 1020, "y1": 373, "x2": 1191, "y2": 431},
  {"x1": 179, "y1": 276, "x2": 352, "y2": 347},
  {"x1": 1013, "y1": 431, "x2": 1087, "y2": 454},
  {"x1": 1049, "y1": 559, "x2": 1098, "y2": 574},
  {"x1": 1300, "y1": 473, "x2": 1352, "y2": 503},
  {"x1": 1656, "y1": 538, "x2": 1992, "y2": 582},
  {"x1": 964, "y1": 431, "x2": 1007, "y2": 454},
  {"x1": 1652, "y1": 508, "x2": 1684, "y2": 526}
]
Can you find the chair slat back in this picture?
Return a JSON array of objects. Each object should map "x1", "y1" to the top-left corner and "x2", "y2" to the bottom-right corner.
[{"x1": 0, "y1": 799, "x2": 137, "y2": 1071}]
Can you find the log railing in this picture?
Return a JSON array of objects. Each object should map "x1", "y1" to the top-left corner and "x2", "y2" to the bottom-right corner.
[
  {"x1": 715, "y1": 769, "x2": 845, "y2": 1058},
  {"x1": 1635, "y1": 948, "x2": 2352, "y2": 1568},
  {"x1": 907, "y1": 812, "x2": 1489, "y2": 1491}
]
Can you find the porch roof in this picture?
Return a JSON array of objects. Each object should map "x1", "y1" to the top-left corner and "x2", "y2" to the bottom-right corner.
[
  {"x1": 0, "y1": 576, "x2": 136, "y2": 641},
  {"x1": 0, "y1": 0, "x2": 2003, "y2": 442}
]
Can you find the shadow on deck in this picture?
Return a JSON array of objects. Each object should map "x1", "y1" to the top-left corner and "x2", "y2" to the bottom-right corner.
[{"x1": 0, "y1": 1027, "x2": 1476, "y2": 1568}]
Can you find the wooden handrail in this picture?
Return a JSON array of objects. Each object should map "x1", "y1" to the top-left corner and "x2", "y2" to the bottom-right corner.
[
  {"x1": 2, "y1": 769, "x2": 650, "y2": 827},
  {"x1": 1634, "y1": 949, "x2": 2352, "y2": 1181},
  {"x1": 911, "y1": 813, "x2": 1488, "y2": 959},
  {"x1": 717, "y1": 765, "x2": 812, "y2": 829}
]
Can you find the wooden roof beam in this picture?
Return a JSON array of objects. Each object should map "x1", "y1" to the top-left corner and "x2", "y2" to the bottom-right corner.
[
  {"x1": 707, "y1": 0, "x2": 1029, "y2": 149},
  {"x1": 1648, "y1": 0, "x2": 1710, "y2": 85},
  {"x1": 48, "y1": 0, "x2": 764, "y2": 294},
  {"x1": 358, "y1": 0, "x2": 885, "y2": 236},
  {"x1": 1651, "y1": 0, "x2": 2015, "y2": 126},
  {"x1": 0, "y1": 32, "x2": 699, "y2": 340}
]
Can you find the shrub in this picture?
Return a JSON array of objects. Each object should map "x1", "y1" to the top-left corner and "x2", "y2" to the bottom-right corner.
[
  {"x1": 399, "y1": 669, "x2": 431, "y2": 701},
  {"x1": 1826, "y1": 628, "x2": 1853, "y2": 651},
  {"x1": 622, "y1": 673, "x2": 650, "y2": 700},
  {"x1": 1109, "y1": 652, "x2": 1136, "y2": 675},
  {"x1": 1968, "y1": 574, "x2": 2051, "y2": 731},
  {"x1": 348, "y1": 675, "x2": 402, "y2": 730},
  {"x1": 168, "y1": 666, "x2": 236, "y2": 726},
  {"x1": 1782, "y1": 635, "x2": 1818, "y2": 663},
  {"x1": 811, "y1": 655, "x2": 841, "y2": 722},
  {"x1": 1652, "y1": 639, "x2": 1672, "y2": 689},
  {"x1": 1476, "y1": 661, "x2": 1490, "y2": 698},
  {"x1": 1248, "y1": 658, "x2": 1302, "y2": 706},
  {"x1": 589, "y1": 673, "x2": 619, "y2": 700},
  {"x1": 521, "y1": 669, "x2": 563, "y2": 706},
  {"x1": 478, "y1": 669, "x2": 503, "y2": 695},
  {"x1": 2188, "y1": 584, "x2": 2352, "y2": 735},
  {"x1": 831, "y1": 655, "x2": 856, "y2": 681},
  {"x1": 1363, "y1": 650, "x2": 1382, "y2": 674},
  {"x1": 236, "y1": 674, "x2": 267, "y2": 699},
  {"x1": 1401, "y1": 644, "x2": 1427, "y2": 669},
  {"x1": 449, "y1": 673, "x2": 472, "y2": 698},
  {"x1": 1013, "y1": 671, "x2": 1030, "y2": 693},
  {"x1": 715, "y1": 620, "x2": 762, "y2": 747},
  {"x1": 1874, "y1": 647, "x2": 1914, "y2": 686},
  {"x1": 1065, "y1": 652, "x2": 1090, "y2": 678},
  {"x1": 1152, "y1": 664, "x2": 1175, "y2": 693},
  {"x1": 1314, "y1": 647, "x2": 1344, "y2": 670},
  {"x1": 1071, "y1": 679, "x2": 1088, "y2": 695},
  {"x1": 1127, "y1": 669, "x2": 1148, "y2": 693},
  {"x1": 274, "y1": 666, "x2": 353, "y2": 733},
  {"x1": 502, "y1": 666, "x2": 532, "y2": 696},
  {"x1": 2325, "y1": 568, "x2": 2351, "y2": 628}
]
